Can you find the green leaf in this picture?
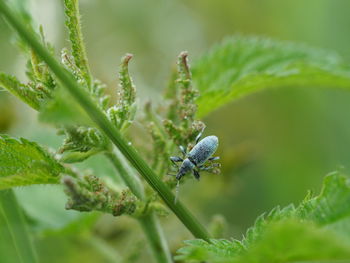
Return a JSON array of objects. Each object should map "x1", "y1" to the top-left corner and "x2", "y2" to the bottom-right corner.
[
  {"x1": 295, "y1": 172, "x2": 350, "y2": 241},
  {"x1": 177, "y1": 172, "x2": 350, "y2": 262},
  {"x1": 0, "y1": 135, "x2": 64, "y2": 189},
  {"x1": 241, "y1": 204, "x2": 295, "y2": 248},
  {"x1": 242, "y1": 172, "x2": 350, "y2": 248},
  {"x1": 0, "y1": 73, "x2": 41, "y2": 110},
  {"x1": 14, "y1": 185, "x2": 86, "y2": 232},
  {"x1": 175, "y1": 239, "x2": 244, "y2": 263},
  {"x1": 296, "y1": 171, "x2": 350, "y2": 225},
  {"x1": 177, "y1": 221, "x2": 350, "y2": 263},
  {"x1": 235, "y1": 220, "x2": 350, "y2": 263},
  {"x1": 193, "y1": 36, "x2": 350, "y2": 117},
  {"x1": 0, "y1": 189, "x2": 38, "y2": 263},
  {"x1": 59, "y1": 149, "x2": 103, "y2": 163}
]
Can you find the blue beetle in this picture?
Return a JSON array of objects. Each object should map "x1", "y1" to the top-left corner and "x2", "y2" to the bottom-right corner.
[{"x1": 170, "y1": 129, "x2": 220, "y2": 181}]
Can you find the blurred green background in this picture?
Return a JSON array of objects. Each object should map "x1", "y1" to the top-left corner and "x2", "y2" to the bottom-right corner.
[{"x1": 1, "y1": 0, "x2": 350, "y2": 262}]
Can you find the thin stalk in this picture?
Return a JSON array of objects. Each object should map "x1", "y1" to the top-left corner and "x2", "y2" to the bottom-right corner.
[
  {"x1": 87, "y1": 237, "x2": 122, "y2": 263},
  {"x1": 139, "y1": 213, "x2": 172, "y2": 263},
  {"x1": 0, "y1": 1, "x2": 210, "y2": 240},
  {"x1": 64, "y1": 0, "x2": 92, "y2": 87},
  {"x1": 106, "y1": 151, "x2": 172, "y2": 263},
  {"x1": 105, "y1": 150, "x2": 145, "y2": 200},
  {"x1": 0, "y1": 190, "x2": 38, "y2": 263}
]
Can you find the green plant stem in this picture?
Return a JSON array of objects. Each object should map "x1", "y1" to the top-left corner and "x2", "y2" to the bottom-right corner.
[
  {"x1": 0, "y1": 190, "x2": 38, "y2": 263},
  {"x1": 105, "y1": 150, "x2": 144, "y2": 199},
  {"x1": 106, "y1": 150, "x2": 172, "y2": 263},
  {"x1": 64, "y1": 0, "x2": 92, "y2": 87},
  {"x1": 87, "y1": 236, "x2": 122, "y2": 263},
  {"x1": 0, "y1": 1, "x2": 209, "y2": 240},
  {"x1": 139, "y1": 213, "x2": 172, "y2": 263}
]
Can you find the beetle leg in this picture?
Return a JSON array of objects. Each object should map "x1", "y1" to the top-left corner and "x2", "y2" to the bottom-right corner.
[
  {"x1": 170, "y1": 156, "x2": 183, "y2": 167},
  {"x1": 179, "y1": 145, "x2": 186, "y2": 157},
  {"x1": 208, "y1": 156, "x2": 220, "y2": 161},
  {"x1": 195, "y1": 127, "x2": 206, "y2": 145},
  {"x1": 193, "y1": 169, "x2": 200, "y2": 180},
  {"x1": 199, "y1": 163, "x2": 221, "y2": 171}
]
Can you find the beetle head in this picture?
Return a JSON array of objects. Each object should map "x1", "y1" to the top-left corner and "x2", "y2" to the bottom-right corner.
[{"x1": 176, "y1": 158, "x2": 195, "y2": 180}]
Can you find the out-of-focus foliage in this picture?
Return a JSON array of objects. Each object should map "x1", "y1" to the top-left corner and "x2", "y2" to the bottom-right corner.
[
  {"x1": 15, "y1": 185, "x2": 88, "y2": 231},
  {"x1": 0, "y1": 95, "x2": 15, "y2": 132},
  {"x1": 0, "y1": 190, "x2": 38, "y2": 263},
  {"x1": 39, "y1": 87, "x2": 92, "y2": 126},
  {"x1": 193, "y1": 36, "x2": 350, "y2": 117},
  {"x1": 177, "y1": 172, "x2": 350, "y2": 262}
]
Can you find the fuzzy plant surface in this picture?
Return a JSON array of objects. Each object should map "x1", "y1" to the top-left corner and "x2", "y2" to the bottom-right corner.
[
  {"x1": 176, "y1": 172, "x2": 350, "y2": 263},
  {"x1": 1, "y1": 0, "x2": 350, "y2": 263},
  {"x1": 193, "y1": 36, "x2": 350, "y2": 117}
]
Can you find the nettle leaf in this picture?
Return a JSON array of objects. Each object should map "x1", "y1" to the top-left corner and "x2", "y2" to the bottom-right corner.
[
  {"x1": 193, "y1": 36, "x2": 350, "y2": 117},
  {"x1": 177, "y1": 221, "x2": 350, "y2": 263},
  {"x1": 177, "y1": 172, "x2": 350, "y2": 262},
  {"x1": 235, "y1": 220, "x2": 350, "y2": 263},
  {"x1": 241, "y1": 204, "x2": 295, "y2": 248},
  {"x1": 243, "y1": 172, "x2": 350, "y2": 248},
  {"x1": 175, "y1": 239, "x2": 244, "y2": 263},
  {"x1": 296, "y1": 171, "x2": 350, "y2": 225},
  {"x1": 0, "y1": 73, "x2": 41, "y2": 110},
  {"x1": 0, "y1": 135, "x2": 64, "y2": 189},
  {"x1": 14, "y1": 185, "x2": 86, "y2": 232}
]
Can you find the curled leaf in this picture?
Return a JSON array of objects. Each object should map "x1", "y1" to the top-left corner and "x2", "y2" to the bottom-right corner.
[{"x1": 193, "y1": 36, "x2": 350, "y2": 117}]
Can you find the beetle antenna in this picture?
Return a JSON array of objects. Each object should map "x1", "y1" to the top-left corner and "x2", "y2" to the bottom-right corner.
[{"x1": 174, "y1": 180, "x2": 180, "y2": 204}]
